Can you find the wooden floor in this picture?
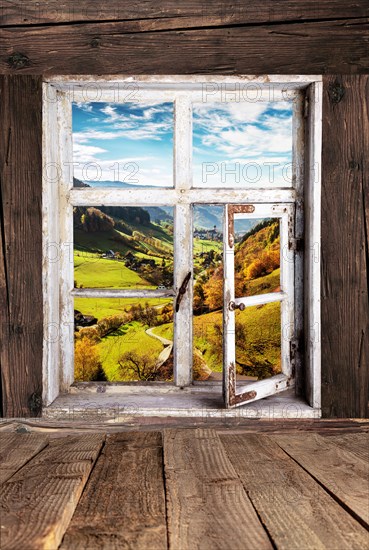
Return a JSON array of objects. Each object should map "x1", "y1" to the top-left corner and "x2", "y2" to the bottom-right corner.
[{"x1": 0, "y1": 421, "x2": 368, "y2": 549}]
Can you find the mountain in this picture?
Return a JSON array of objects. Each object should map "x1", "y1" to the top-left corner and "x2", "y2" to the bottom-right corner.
[
  {"x1": 145, "y1": 207, "x2": 173, "y2": 223},
  {"x1": 193, "y1": 205, "x2": 259, "y2": 234},
  {"x1": 73, "y1": 177, "x2": 90, "y2": 188}
]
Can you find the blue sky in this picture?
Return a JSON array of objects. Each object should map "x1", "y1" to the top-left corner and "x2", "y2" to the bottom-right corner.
[
  {"x1": 72, "y1": 101, "x2": 174, "y2": 187},
  {"x1": 72, "y1": 100, "x2": 292, "y2": 187}
]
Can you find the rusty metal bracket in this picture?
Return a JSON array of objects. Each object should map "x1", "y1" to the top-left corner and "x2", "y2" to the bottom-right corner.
[
  {"x1": 228, "y1": 204, "x2": 255, "y2": 248},
  {"x1": 228, "y1": 361, "x2": 257, "y2": 407}
]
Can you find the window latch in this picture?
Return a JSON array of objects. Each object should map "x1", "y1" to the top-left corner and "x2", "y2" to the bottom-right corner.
[
  {"x1": 229, "y1": 301, "x2": 246, "y2": 311},
  {"x1": 175, "y1": 271, "x2": 191, "y2": 312}
]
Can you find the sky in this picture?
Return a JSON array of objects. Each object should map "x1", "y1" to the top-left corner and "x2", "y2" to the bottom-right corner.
[{"x1": 72, "y1": 100, "x2": 293, "y2": 188}]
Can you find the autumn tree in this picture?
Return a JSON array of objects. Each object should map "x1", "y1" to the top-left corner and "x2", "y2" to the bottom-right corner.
[
  {"x1": 74, "y1": 336, "x2": 104, "y2": 381},
  {"x1": 203, "y1": 266, "x2": 223, "y2": 311},
  {"x1": 118, "y1": 351, "x2": 161, "y2": 381},
  {"x1": 81, "y1": 207, "x2": 115, "y2": 232}
]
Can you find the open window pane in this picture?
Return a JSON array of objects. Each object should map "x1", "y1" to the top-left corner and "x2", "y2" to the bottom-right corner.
[
  {"x1": 193, "y1": 205, "x2": 223, "y2": 381},
  {"x1": 72, "y1": 101, "x2": 174, "y2": 188},
  {"x1": 193, "y1": 102, "x2": 293, "y2": 188},
  {"x1": 74, "y1": 297, "x2": 174, "y2": 382},
  {"x1": 235, "y1": 302, "x2": 281, "y2": 382},
  {"x1": 234, "y1": 217, "x2": 280, "y2": 298},
  {"x1": 73, "y1": 206, "x2": 174, "y2": 289}
]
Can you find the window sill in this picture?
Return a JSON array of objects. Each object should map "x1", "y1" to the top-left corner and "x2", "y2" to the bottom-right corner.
[{"x1": 44, "y1": 387, "x2": 321, "y2": 421}]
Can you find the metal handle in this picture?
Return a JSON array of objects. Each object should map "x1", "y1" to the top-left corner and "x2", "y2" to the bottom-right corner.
[
  {"x1": 229, "y1": 301, "x2": 245, "y2": 311},
  {"x1": 175, "y1": 271, "x2": 191, "y2": 312}
]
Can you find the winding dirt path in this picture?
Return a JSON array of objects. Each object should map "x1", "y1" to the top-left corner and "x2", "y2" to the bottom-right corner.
[{"x1": 145, "y1": 327, "x2": 173, "y2": 346}]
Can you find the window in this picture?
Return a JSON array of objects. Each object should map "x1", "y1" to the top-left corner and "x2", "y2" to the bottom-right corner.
[{"x1": 43, "y1": 76, "x2": 322, "y2": 411}]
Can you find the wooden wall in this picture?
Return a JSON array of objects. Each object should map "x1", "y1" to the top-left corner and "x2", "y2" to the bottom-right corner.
[
  {"x1": 321, "y1": 75, "x2": 369, "y2": 417},
  {"x1": 0, "y1": 1, "x2": 368, "y2": 417},
  {"x1": 0, "y1": 76, "x2": 43, "y2": 417}
]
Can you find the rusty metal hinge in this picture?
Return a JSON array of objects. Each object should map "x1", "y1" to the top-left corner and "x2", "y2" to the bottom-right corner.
[
  {"x1": 290, "y1": 331, "x2": 304, "y2": 364},
  {"x1": 289, "y1": 237, "x2": 304, "y2": 252},
  {"x1": 290, "y1": 339, "x2": 298, "y2": 362}
]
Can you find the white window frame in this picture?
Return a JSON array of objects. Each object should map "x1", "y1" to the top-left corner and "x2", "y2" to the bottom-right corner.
[
  {"x1": 223, "y1": 203, "x2": 295, "y2": 408},
  {"x1": 42, "y1": 75, "x2": 322, "y2": 413}
]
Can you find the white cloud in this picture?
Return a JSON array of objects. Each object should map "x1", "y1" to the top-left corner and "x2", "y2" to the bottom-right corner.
[{"x1": 193, "y1": 102, "x2": 292, "y2": 159}]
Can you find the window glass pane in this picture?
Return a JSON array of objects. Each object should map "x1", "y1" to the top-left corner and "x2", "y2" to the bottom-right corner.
[
  {"x1": 235, "y1": 302, "x2": 281, "y2": 382},
  {"x1": 193, "y1": 102, "x2": 293, "y2": 188},
  {"x1": 193, "y1": 205, "x2": 223, "y2": 381},
  {"x1": 234, "y1": 217, "x2": 280, "y2": 298},
  {"x1": 74, "y1": 297, "x2": 174, "y2": 382},
  {"x1": 74, "y1": 206, "x2": 174, "y2": 289},
  {"x1": 72, "y1": 101, "x2": 173, "y2": 188}
]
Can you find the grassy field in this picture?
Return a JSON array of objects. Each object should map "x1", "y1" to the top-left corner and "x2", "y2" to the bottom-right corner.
[
  {"x1": 240, "y1": 268, "x2": 280, "y2": 297},
  {"x1": 74, "y1": 254, "x2": 151, "y2": 289},
  {"x1": 193, "y1": 238, "x2": 222, "y2": 255},
  {"x1": 192, "y1": 301, "x2": 281, "y2": 376},
  {"x1": 97, "y1": 321, "x2": 164, "y2": 380}
]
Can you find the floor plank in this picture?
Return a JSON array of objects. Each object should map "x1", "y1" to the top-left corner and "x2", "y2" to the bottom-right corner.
[
  {"x1": 221, "y1": 434, "x2": 369, "y2": 550},
  {"x1": 326, "y1": 433, "x2": 369, "y2": 463},
  {"x1": 273, "y1": 433, "x2": 369, "y2": 529},
  {"x1": 0, "y1": 433, "x2": 48, "y2": 484},
  {"x1": 0, "y1": 434, "x2": 104, "y2": 550},
  {"x1": 60, "y1": 432, "x2": 167, "y2": 550},
  {"x1": 163, "y1": 428, "x2": 272, "y2": 550}
]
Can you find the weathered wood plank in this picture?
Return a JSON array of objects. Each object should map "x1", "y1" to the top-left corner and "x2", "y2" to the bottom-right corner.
[
  {"x1": 1, "y1": 418, "x2": 368, "y2": 435},
  {"x1": 1, "y1": 1, "x2": 368, "y2": 27},
  {"x1": 60, "y1": 432, "x2": 167, "y2": 550},
  {"x1": 0, "y1": 433, "x2": 48, "y2": 483},
  {"x1": 326, "y1": 433, "x2": 369, "y2": 463},
  {"x1": 221, "y1": 433, "x2": 369, "y2": 549},
  {"x1": 1, "y1": 19, "x2": 368, "y2": 74},
  {"x1": 273, "y1": 433, "x2": 369, "y2": 528},
  {"x1": 164, "y1": 428, "x2": 272, "y2": 550},
  {"x1": 321, "y1": 75, "x2": 369, "y2": 418},
  {"x1": 0, "y1": 434, "x2": 104, "y2": 549},
  {"x1": 0, "y1": 75, "x2": 43, "y2": 417}
]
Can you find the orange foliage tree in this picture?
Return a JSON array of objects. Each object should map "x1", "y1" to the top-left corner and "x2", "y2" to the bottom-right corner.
[
  {"x1": 203, "y1": 267, "x2": 223, "y2": 311},
  {"x1": 74, "y1": 336, "x2": 102, "y2": 381}
]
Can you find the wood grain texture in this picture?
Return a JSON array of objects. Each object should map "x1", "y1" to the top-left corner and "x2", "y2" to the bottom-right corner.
[
  {"x1": 60, "y1": 432, "x2": 167, "y2": 550},
  {"x1": 1, "y1": 418, "x2": 368, "y2": 435},
  {"x1": 0, "y1": 434, "x2": 104, "y2": 549},
  {"x1": 327, "y1": 432, "x2": 369, "y2": 463},
  {"x1": 0, "y1": 433, "x2": 48, "y2": 483},
  {"x1": 273, "y1": 433, "x2": 369, "y2": 528},
  {"x1": 1, "y1": 0, "x2": 369, "y2": 27},
  {"x1": 321, "y1": 75, "x2": 369, "y2": 418},
  {"x1": 0, "y1": 75, "x2": 43, "y2": 418},
  {"x1": 1, "y1": 19, "x2": 368, "y2": 75},
  {"x1": 221, "y1": 433, "x2": 369, "y2": 550},
  {"x1": 163, "y1": 428, "x2": 272, "y2": 550}
]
